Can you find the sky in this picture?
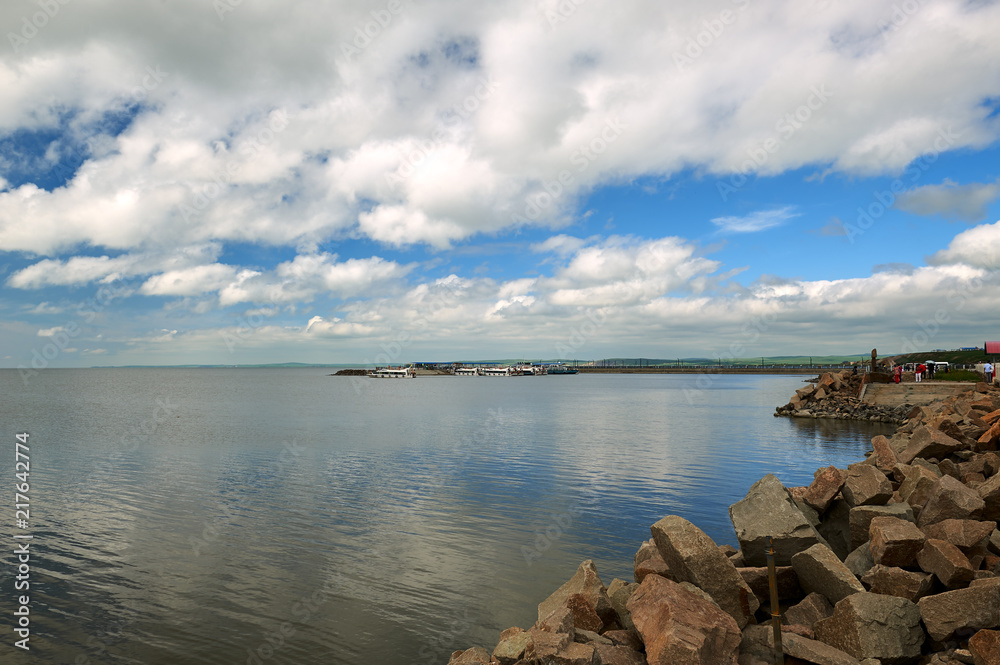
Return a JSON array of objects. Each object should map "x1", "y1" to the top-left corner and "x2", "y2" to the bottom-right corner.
[{"x1": 1, "y1": 0, "x2": 999, "y2": 368}]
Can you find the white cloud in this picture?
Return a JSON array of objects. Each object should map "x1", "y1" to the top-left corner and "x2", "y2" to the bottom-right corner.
[
  {"x1": 0, "y1": 0, "x2": 997, "y2": 253},
  {"x1": 894, "y1": 179, "x2": 1000, "y2": 222},
  {"x1": 927, "y1": 220, "x2": 1000, "y2": 269},
  {"x1": 711, "y1": 207, "x2": 799, "y2": 234}
]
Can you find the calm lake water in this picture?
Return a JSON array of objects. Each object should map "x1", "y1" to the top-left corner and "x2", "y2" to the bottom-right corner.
[{"x1": 0, "y1": 369, "x2": 893, "y2": 664}]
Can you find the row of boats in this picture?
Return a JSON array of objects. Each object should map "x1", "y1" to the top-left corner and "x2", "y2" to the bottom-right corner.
[{"x1": 368, "y1": 364, "x2": 580, "y2": 378}]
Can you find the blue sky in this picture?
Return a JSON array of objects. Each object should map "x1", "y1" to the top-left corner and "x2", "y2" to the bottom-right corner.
[{"x1": 2, "y1": 0, "x2": 1000, "y2": 368}]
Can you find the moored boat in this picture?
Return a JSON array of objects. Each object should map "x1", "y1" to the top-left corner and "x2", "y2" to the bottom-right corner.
[
  {"x1": 545, "y1": 364, "x2": 579, "y2": 375},
  {"x1": 368, "y1": 366, "x2": 416, "y2": 378}
]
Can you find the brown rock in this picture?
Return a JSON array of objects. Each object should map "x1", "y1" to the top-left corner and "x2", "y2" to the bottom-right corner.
[
  {"x1": 850, "y1": 504, "x2": 915, "y2": 551},
  {"x1": 738, "y1": 565, "x2": 802, "y2": 605},
  {"x1": 524, "y1": 629, "x2": 571, "y2": 663},
  {"x1": 538, "y1": 560, "x2": 615, "y2": 627},
  {"x1": 804, "y1": 466, "x2": 850, "y2": 513},
  {"x1": 817, "y1": 498, "x2": 853, "y2": 561},
  {"x1": 601, "y1": 629, "x2": 644, "y2": 651},
  {"x1": 842, "y1": 465, "x2": 893, "y2": 507},
  {"x1": 651, "y1": 515, "x2": 759, "y2": 629},
  {"x1": 918, "y1": 539, "x2": 976, "y2": 588},
  {"x1": 634, "y1": 553, "x2": 672, "y2": 583},
  {"x1": 978, "y1": 475, "x2": 1000, "y2": 521},
  {"x1": 918, "y1": 475, "x2": 986, "y2": 527},
  {"x1": 814, "y1": 592, "x2": 924, "y2": 664},
  {"x1": 968, "y1": 629, "x2": 1000, "y2": 665},
  {"x1": 871, "y1": 435, "x2": 898, "y2": 473},
  {"x1": 921, "y1": 519, "x2": 996, "y2": 551},
  {"x1": 564, "y1": 593, "x2": 604, "y2": 633},
  {"x1": 447, "y1": 646, "x2": 492, "y2": 664},
  {"x1": 625, "y1": 574, "x2": 741, "y2": 665},
  {"x1": 791, "y1": 543, "x2": 865, "y2": 605},
  {"x1": 869, "y1": 516, "x2": 927, "y2": 567},
  {"x1": 860, "y1": 565, "x2": 934, "y2": 602},
  {"x1": 918, "y1": 583, "x2": 1000, "y2": 641},
  {"x1": 593, "y1": 643, "x2": 647, "y2": 665},
  {"x1": 784, "y1": 592, "x2": 834, "y2": 631},
  {"x1": 983, "y1": 409, "x2": 1000, "y2": 426},
  {"x1": 633, "y1": 539, "x2": 657, "y2": 568},
  {"x1": 899, "y1": 426, "x2": 967, "y2": 464}
]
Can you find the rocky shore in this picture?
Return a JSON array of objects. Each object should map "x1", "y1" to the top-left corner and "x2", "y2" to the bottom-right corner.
[
  {"x1": 447, "y1": 380, "x2": 1000, "y2": 665},
  {"x1": 774, "y1": 370, "x2": 911, "y2": 423}
]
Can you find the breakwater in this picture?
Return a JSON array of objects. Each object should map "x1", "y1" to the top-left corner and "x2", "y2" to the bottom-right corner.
[{"x1": 446, "y1": 379, "x2": 1000, "y2": 665}]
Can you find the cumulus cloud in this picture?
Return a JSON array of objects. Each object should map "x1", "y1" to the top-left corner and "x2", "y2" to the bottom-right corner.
[
  {"x1": 0, "y1": 0, "x2": 998, "y2": 253},
  {"x1": 894, "y1": 179, "x2": 1000, "y2": 222},
  {"x1": 928, "y1": 220, "x2": 1000, "y2": 269}
]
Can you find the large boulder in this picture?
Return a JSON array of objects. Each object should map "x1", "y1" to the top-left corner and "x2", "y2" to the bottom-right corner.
[
  {"x1": 842, "y1": 465, "x2": 893, "y2": 507},
  {"x1": 917, "y1": 583, "x2": 1000, "y2": 641},
  {"x1": 916, "y1": 538, "x2": 975, "y2": 589},
  {"x1": 447, "y1": 646, "x2": 493, "y2": 664},
  {"x1": 921, "y1": 519, "x2": 996, "y2": 551},
  {"x1": 625, "y1": 574, "x2": 741, "y2": 665},
  {"x1": 969, "y1": 629, "x2": 1000, "y2": 665},
  {"x1": 537, "y1": 560, "x2": 615, "y2": 627},
  {"x1": 492, "y1": 628, "x2": 533, "y2": 665},
  {"x1": 917, "y1": 475, "x2": 986, "y2": 527},
  {"x1": 803, "y1": 466, "x2": 849, "y2": 514},
  {"x1": 898, "y1": 426, "x2": 967, "y2": 464},
  {"x1": 791, "y1": 543, "x2": 865, "y2": 605},
  {"x1": 869, "y1": 516, "x2": 926, "y2": 567},
  {"x1": 651, "y1": 515, "x2": 759, "y2": 628},
  {"x1": 871, "y1": 435, "x2": 898, "y2": 473},
  {"x1": 849, "y1": 504, "x2": 915, "y2": 551},
  {"x1": 860, "y1": 565, "x2": 934, "y2": 602},
  {"x1": 817, "y1": 499, "x2": 853, "y2": 560},
  {"x1": 729, "y1": 474, "x2": 830, "y2": 566},
  {"x1": 814, "y1": 593, "x2": 924, "y2": 664}
]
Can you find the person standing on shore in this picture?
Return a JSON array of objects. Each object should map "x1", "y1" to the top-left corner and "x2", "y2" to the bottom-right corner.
[
  {"x1": 986, "y1": 361, "x2": 994, "y2": 384},
  {"x1": 894, "y1": 365, "x2": 902, "y2": 383},
  {"x1": 916, "y1": 363, "x2": 925, "y2": 382}
]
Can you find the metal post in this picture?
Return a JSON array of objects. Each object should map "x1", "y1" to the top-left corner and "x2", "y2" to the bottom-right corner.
[{"x1": 766, "y1": 536, "x2": 784, "y2": 665}]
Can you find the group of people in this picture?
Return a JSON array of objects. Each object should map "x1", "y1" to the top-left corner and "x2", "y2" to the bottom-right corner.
[{"x1": 892, "y1": 362, "x2": 936, "y2": 383}]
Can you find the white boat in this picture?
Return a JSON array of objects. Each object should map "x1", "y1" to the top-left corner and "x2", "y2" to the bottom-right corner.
[
  {"x1": 480, "y1": 366, "x2": 511, "y2": 376},
  {"x1": 454, "y1": 367, "x2": 479, "y2": 376},
  {"x1": 368, "y1": 366, "x2": 416, "y2": 378}
]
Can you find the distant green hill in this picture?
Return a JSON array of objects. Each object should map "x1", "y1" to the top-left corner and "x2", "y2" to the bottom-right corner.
[{"x1": 887, "y1": 350, "x2": 988, "y2": 365}]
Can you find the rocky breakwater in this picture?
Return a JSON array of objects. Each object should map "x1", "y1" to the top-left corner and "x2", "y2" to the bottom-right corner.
[
  {"x1": 775, "y1": 370, "x2": 911, "y2": 423},
  {"x1": 446, "y1": 382, "x2": 1000, "y2": 664}
]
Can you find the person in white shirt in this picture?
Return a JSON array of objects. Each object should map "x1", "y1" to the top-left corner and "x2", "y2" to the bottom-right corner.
[{"x1": 986, "y1": 362, "x2": 994, "y2": 384}]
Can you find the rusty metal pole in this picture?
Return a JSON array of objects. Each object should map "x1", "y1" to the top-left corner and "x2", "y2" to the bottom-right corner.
[{"x1": 766, "y1": 536, "x2": 784, "y2": 665}]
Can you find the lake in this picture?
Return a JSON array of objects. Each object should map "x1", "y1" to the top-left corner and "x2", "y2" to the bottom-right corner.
[{"x1": 0, "y1": 369, "x2": 893, "y2": 664}]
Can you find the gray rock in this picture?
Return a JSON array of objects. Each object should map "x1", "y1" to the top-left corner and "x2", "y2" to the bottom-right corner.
[
  {"x1": 814, "y1": 592, "x2": 924, "y2": 664},
  {"x1": 791, "y1": 543, "x2": 866, "y2": 605},
  {"x1": 651, "y1": 514, "x2": 759, "y2": 629},
  {"x1": 817, "y1": 498, "x2": 853, "y2": 561},
  {"x1": 844, "y1": 542, "x2": 875, "y2": 579},
  {"x1": 766, "y1": 630, "x2": 863, "y2": 665},
  {"x1": 730, "y1": 474, "x2": 830, "y2": 566}
]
